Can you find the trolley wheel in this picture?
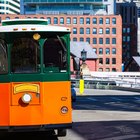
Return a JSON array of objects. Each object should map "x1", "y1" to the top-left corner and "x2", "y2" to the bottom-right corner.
[{"x1": 57, "y1": 129, "x2": 67, "y2": 137}]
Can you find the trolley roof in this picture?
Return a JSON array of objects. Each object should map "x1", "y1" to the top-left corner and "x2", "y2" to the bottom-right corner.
[{"x1": 0, "y1": 19, "x2": 71, "y2": 32}]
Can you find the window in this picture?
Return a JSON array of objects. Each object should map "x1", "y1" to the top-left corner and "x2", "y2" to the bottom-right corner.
[
  {"x1": 127, "y1": 28, "x2": 130, "y2": 33},
  {"x1": 60, "y1": 17, "x2": 64, "y2": 24},
  {"x1": 98, "y1": 68, "x2": 103, "y2": 71},
  {"x1": 86, "y1": 28, "x2": 90, "y2": 34},
  {"x1": 92, "y1": 18, "x2": 97, "y2": 24},
  {"x1": 99, "y1": 38, "x2": 103, "y2": 44},
  {"x1": 106, "y1": 48, "x2": 110, "y2": 54},
  {"x1": 80, "y1": 37, "x2": 84, "y2": 42},
  {"x1": 93, "y1": 38, "x2": 97, "y2": 44},
  {"x1": 80, "y1": 17, "x2": 84, "y2": 24},
  {"x1": 93, "y1": 28, "x2": 97, "y2": 34},
  {"x1": 66, "y1": 17, "x2": 71, "y2": 24},
  {"x1": 112, "y1": 58, "x2": 116, "y2": 64},
  {"x1": 106, "y1": 28, "x2": 110, "y2": 34},
  {"x1": 112, "y1": 17, "x2": 116, "y2": 24},
  {"x1": 73, "y1": 17, "x2": 77, "y2": 24},
  {"x1": 5, "y1": 17, "x2": 10, "y2": 20},
  {"x1": 0, "y1": 39, "x2": 8, "y2": 74},
  {"x1": 112, "y1": 28, "x2": 116, "y2": 34},
  {"x1": 93, "y1": 48, "x2": 97, "y2": 53},
  {"x1": 11, "y1": 38, "x2": 40, "y2": 73},
  {"x1": 86, "y1": 17, "x2": 90, "y2": 24},
  {"x1": 73, "y1": 28, "x2": 77, "y2": 34},
  {"x1": 43, "y1": 37, "x2": 67, "y2": 72},
  {"x1": 86, "y1": 38, "x2": 90, "y2": 44},
  {"x1": 73, "y1": 38, "x2": 77, "y2": 41},
  {"x1": 106, "y1": 38, "x2": 110, "y2": 44},
  {"x1": 99, "y1": 17, "x2": 103, "y2": 24},
  {"x1": 123, "y1": 36, "x2": 126, "y2": 42},
  {"x1": 54, "y1": 17, "x2": 58, "y2": 24},
  {"x1": 99, "y1": 48, "x2": 103, "y2": 54},
  {"x1": 112, "y1": 68, "x2": 116, "y2": 72},
  {"x1": 106, "y1": 58, "x2": 110, "y2": 64},
  {"x1": 47, "y1": 17, "x2": 51, "y2": 24},
  {"x1": 123, "y1": 28, "x2": 126, "y2": 33},
  {"x1": 112, "y1": 48, "x2": 116, "y2": 54},
  {"x1": 106, "y1": 18, "x2": 110, "y2": 24},
  {"x1": 99, "y1": 28, "x2": 103, "y2": 34},
  {"x1": 127, "y1": 36, "x2": 130, "y2": 42},
  {"x1": 112, "y1": 38, "x2": 116, "y2": 44},
  {"x1": 80, "y1": 28, "x2": 84, "y2": 34},
  {"x1": 106, "y1": 68, "x2": 110, "y2": 72},
  {"x1": 99, "y1": 58, "x2": 103, "y2": 64}
]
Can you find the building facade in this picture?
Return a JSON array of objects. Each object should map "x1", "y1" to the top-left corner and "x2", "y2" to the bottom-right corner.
[
  {"x1": 0, "y1": 0, "x2": 20, "y2": 14},
  {"x1": 116, "y1": 1, "x2": 138, "y2": 70},
  {"x1": 117, "y1": 0, "x2": 140, "y2": 17},
  {"x1": 0, "y1": 14, "x2": 122, "y2": 72},
  {"x1": 18, "y1": 0, "x2": 123, "y2": 72},
  {"x1": 20, "y1": 0, "x2": 116, "y2": 15}
]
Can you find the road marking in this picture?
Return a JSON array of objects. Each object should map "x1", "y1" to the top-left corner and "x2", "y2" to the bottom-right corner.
[{"x1": 87, "y1": 97, "x2": 97, "y2": 101}]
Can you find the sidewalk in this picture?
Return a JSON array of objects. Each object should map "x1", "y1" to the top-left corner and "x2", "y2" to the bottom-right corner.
[{"x1": 75, "y1": 88, "x2": 140, "y2": 96}]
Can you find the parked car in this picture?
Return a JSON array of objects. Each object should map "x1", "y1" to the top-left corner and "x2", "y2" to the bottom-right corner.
[{"x1": 71, "y1": 85, "x2": 76, "y2": 102}]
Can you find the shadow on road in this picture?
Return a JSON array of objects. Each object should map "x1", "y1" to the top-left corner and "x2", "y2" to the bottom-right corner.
[
  {"x1": 73, "y1": 95, "x2": 140, "y2": 112},
  {"x1": 72, "y1": 120, "x2": 140, "y2": 140},
  {"x1": 0, "y1": 131, "x2": 59, "y2": 140}
]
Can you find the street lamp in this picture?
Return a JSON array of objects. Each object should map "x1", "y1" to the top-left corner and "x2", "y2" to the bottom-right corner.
[
  {"x1": 81, "y1": 49, "x2": 87, "y2": 63},
  {"x1": 79, "y1": 49, "x2": 87, "y2": 94},
  {"x1": 80, "y1": 49, "x2": 87, "y2": 79}
]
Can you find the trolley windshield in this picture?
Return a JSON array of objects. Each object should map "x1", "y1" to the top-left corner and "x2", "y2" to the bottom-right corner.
[{"x1": 10, "y1": 35, "x2": 68, "y2": 74}]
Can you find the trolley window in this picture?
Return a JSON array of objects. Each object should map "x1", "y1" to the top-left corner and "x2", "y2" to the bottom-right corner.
[
  {"x1": 11, "y1": 38, "x2": 40, "y2": 73},
  {"x1": 43, "y1": 36, "x2": 67, "y2": 73},
  {"x1": 0, "y1": 39, "x2": 8, "y2": 74}
]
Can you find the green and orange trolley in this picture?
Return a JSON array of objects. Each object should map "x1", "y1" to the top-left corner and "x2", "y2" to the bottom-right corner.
[{"x1": 0, "y1": 19, "x2": 72, "y2": 136}]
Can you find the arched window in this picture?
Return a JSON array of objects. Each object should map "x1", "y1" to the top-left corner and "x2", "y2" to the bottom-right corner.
[
  {"x1": 80, "y1": 28, "x2": 84, "y2": 34},
  {"x1": 47, "y1": 17, "x2": 51, "y2": 24},
  {"x1": 54, "y1": 17, "x2": 58, "y2": 24}
]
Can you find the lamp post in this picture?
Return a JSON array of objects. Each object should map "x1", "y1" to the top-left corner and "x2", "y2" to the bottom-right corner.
[
  {"x1": 81, "y1": 49, "x2": 87, "y2": 63},
  {"x1": 79, "y1": 49, "x2": 87, "y2": 94},
  {"x1": 80, "y1": 49, "x2": 87, "y2": 79}
]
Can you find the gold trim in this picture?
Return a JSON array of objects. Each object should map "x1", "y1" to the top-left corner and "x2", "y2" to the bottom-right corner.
[{"x1": 14, "y1": 84, "x2": 40, "y2": 94}]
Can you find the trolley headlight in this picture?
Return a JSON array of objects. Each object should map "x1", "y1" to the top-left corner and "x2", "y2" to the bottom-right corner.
[
  {"x1": 61, "y1": 106, "x2": 68, "y2": 114},
  {"x1": 33, "y1": 33, "x2": 40, "y2": 40},
  {"x1": 21, "y1": 93, "x2": 32, "y2": 104}
]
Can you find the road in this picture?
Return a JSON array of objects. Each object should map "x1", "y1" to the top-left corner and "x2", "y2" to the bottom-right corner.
[
  {"x1": 0, "y1": 89, "x2": 140, "y2": 140},
  {"x1": 59, "y1": 89, "x2": 140, "y2": 140}
]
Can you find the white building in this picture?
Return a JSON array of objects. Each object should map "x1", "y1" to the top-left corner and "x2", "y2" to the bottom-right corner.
[{"x1": 0, "y1": 0, "x2": 20, "y2": 14}]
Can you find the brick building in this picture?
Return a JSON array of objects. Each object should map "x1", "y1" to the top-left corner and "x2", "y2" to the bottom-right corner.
[{"x1": 0, "y1": 14, "x2": 122, "y2": 72}]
